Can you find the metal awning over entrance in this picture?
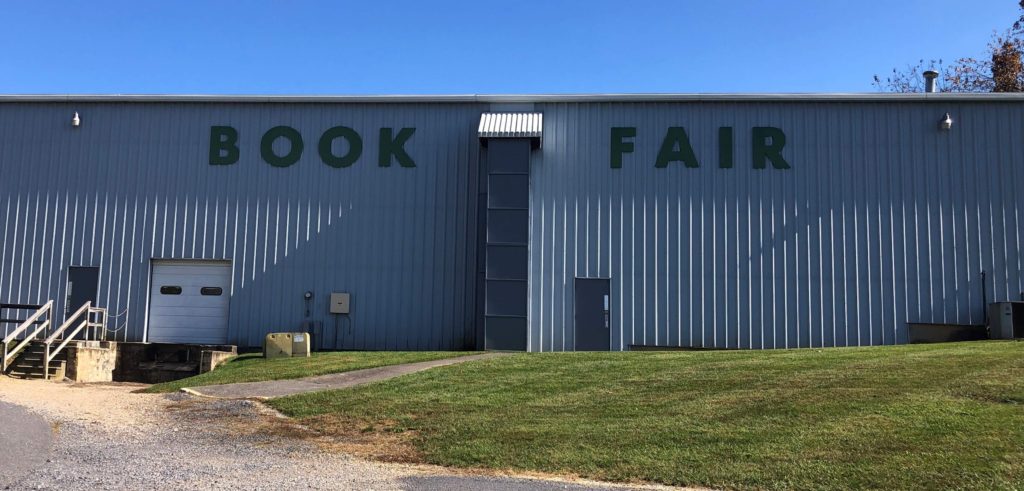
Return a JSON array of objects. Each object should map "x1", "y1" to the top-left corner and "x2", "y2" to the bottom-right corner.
[{"x1": 478, "y1": 112, "x2": 543, "y2": 148}]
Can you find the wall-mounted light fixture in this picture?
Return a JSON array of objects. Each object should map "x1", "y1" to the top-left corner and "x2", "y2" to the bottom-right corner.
[
  {"x1": 940, "y1": 112, "x2": 953, "y2": 130},
  {"x1": 71, "y1": 112, "x2": 81, "y2": 128}
]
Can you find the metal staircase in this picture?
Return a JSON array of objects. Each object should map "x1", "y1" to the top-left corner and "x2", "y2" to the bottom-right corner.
[
  {"x1": 2, "y1": 301, "x2": 107, "y2": 380},
  {"x1": 5, "y1": 341, "x2": 66, "y2": 379}
]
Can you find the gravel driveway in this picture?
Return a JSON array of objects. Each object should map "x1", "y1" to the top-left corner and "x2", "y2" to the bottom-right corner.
[{"x1": 0, "y1": 377, "x2": 679, "y2": 491}]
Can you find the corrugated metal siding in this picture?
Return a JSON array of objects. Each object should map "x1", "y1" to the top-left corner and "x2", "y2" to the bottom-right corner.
[
  {"x1": 0, "y1": 102, "x2": 485, "y2": 349},
  {"x1": 529, "y1": 101, "x2": 1024, "y2": 351},
  {"x1": 5, "y1": 98, "x2": 1024, "y2": 352}
]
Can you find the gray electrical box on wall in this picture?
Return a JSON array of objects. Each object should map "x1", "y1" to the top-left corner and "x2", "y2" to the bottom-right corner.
[
  {"x1": 330, "y1": 292, "x2": 351, "y2": 314},
  {"x1": 988, "y1": 302, "x2": 1024, "y2": 339}
]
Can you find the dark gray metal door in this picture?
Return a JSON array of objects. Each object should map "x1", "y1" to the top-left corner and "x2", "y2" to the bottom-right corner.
[
  {"x1": 66, "y1": 266, "x2": 99, "y2": 318},
  {"x1": 574, "y1": 278, "x2": 611, "y2": 351}
]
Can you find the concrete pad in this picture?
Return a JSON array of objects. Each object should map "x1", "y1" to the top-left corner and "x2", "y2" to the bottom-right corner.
[
  {"x1": 0, "y1": 400, "x2": 53, "y2": 489},
  {"x1": 185, "y1": 353, "x2": 507, "y2": 399}
]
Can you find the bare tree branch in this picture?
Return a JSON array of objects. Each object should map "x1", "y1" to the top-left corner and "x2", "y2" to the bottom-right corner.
[{"x1": 875, "y1": 2, "x2": 1024, "y2": 93}]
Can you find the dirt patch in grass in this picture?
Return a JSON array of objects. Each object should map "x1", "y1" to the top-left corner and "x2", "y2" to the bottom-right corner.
[
  {"x1": 164, "y1": 396, "x2": 317, "y2": 441},
  {"x1": 165, "y1": 395, "x2": 423, "y2": 463},
  {"x1": 304, "y1": 414, "x2": 423, "y2": 463}
]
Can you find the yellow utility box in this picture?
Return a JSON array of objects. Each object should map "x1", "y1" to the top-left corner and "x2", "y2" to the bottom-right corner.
[
  {"x1": 264, "y1": 332, "x2": 311, "y2": 358},
  {"x1": 291, "y1": 332, "x2": 311, "y2": 357},
  {"x1": 264, "y1": 333, "x2": 293, "y2": 358}
]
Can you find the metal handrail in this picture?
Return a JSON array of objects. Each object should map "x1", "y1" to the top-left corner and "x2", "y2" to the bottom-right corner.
[
  {"x1": 43, "y1": 302, "x2": 108, "y2": 380},
  {"x1": 44, "y1": 302, "x2": 91, "y2": 345},
  {"x1": 1, "y1": 303, "x2": 44, "y2": 340},
  {"x1": 1, "y1": 301, "x2": 53, "y2": 372},
  {"x1": 91, "y1": 307, "x2": 108, "y2": 342}
]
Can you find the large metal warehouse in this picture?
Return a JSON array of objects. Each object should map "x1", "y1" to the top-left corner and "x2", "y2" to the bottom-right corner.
[{"x1": 1, "y1": 93, "x2": 1023, "y2": 351}]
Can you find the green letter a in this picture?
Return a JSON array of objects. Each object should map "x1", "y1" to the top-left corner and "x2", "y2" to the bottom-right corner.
[{"x1": 656, "y1": 127, "x2": 699, "y2": 168}]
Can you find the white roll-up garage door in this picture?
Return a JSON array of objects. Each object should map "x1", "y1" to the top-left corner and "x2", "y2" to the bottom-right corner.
[{"x1": 147, "y1": 260, "x2": 232, "y2": 344}]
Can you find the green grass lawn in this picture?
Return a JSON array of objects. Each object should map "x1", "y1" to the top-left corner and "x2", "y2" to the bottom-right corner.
[
  {"x1": 144, "y1": 351, "x2": 477, "y2": 393},
  {"x1": 269, "y1": 341, "x2": 1024, "y2": 490}
]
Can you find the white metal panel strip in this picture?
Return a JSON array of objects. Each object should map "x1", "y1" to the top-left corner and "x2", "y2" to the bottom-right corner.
[{"x1": 4, "y1": 93, "x2": 1024, "y2": 103}]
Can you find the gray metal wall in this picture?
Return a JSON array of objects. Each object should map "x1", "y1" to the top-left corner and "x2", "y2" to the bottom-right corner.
[
  {"x1": 0, "y1": 102, "x2": 485, "y2": 349},
  {"x1": 529, "y1": 101, "x2": 1024, "y2": 351},
  {"x1": 5, "y1": 98, "x2": 1024, "y2": 352}
]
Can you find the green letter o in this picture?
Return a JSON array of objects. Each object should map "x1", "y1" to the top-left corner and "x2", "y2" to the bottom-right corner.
[
  {"x1": 261, "y1": 126, "x2": 304, "y2": 167},
  {"x1": 318, "y1": 126, "x2": 363, "y2": 168}
]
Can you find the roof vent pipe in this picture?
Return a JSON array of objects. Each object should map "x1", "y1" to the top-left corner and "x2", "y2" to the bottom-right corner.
[{"x1": 923, "y1": 70, "x2": 939, "y2": 93}]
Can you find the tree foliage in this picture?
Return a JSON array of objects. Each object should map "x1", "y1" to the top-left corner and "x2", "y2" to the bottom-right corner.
[{"x1": 874, "y1": 1, "x2": 1024, "y2": 92}]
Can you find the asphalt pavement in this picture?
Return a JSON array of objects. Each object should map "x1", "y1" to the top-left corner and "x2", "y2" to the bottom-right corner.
[{"x1": 0, "y1": 400, "x2": 52, "y2": 489}]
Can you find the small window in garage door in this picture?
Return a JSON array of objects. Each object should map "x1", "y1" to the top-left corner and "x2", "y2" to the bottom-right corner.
[{"x1": 147, "y1": 260, "x2": 232, "y2": 344}]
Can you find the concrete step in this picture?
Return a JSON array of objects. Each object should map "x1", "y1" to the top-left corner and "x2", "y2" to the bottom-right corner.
[
  {"x1": 18, "y1": 353, "x2": 62, "y2": 360},
  {"x1": 10, "y1": 349, "x2": 65, "y2": 366},
  {"x1": 9, "y1": 359, "x2": 64, "y2": 370},
  {"x1": 6, "y1": 371, "x2": 63, "y2": 380},
  {"x1": 6, "y1": 371, "x2": 47, "y2": 380},
  {"x1": 16, "y1": 354, "x2": 66, "y2": 363},
  {"x1": 21, "y1": 342, "x2": 80, "y2": 353},
  {"x1": 8, "y1": 353, "x2": 63, "y2": 366},
  {"x1": 11, "y1": 363, "x2": 64, "y2": 372},
  {"x1": 7, "y1": 371, "x2": 65, "y2": 379},
  {"x1": 6, "y1": 361, "x2": 65, "y2": 380}
]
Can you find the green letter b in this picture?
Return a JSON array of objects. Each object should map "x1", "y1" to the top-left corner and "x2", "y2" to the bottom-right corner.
[{"x1": 209, "y1": 126, "x2": 239, "y2": 165}]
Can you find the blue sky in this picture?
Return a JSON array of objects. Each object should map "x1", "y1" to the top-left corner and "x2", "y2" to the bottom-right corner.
[{"x1": 0, "y1": 1, "x2": 1019, "y2": 94}]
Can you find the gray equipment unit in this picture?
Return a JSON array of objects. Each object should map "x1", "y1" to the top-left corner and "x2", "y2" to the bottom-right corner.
[
  {"x1": 987, "y1": 302, "x2": 1024, "y2": 339},
  {"x1": 329, "y1": 292, "x2": 351, "y2": 314}
]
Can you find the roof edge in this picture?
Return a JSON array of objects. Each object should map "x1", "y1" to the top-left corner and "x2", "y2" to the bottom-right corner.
[{"x1": 2, "y1": 93, "x2": 1024, "y2": 103}]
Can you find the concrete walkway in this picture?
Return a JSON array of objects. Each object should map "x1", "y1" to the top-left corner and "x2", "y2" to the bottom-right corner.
[
  {"x1": 0, "y1": 400, "x2": 53, "y2": 489},
  {"x1": 185, "y1": 352, "x2": 506, "y2": 399}
]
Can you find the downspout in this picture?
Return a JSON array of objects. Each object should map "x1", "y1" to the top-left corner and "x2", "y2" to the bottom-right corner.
[{"x1": 981, "y1": 270, "x2": 988, "y2": 325}]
